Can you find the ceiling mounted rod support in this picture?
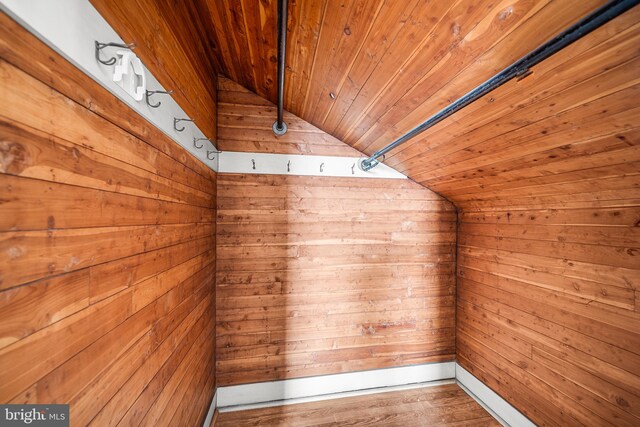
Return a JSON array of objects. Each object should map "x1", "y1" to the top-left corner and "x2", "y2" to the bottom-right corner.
[
  {"x1": 273, "y1": 0, "x2": 289, "y2": 135},
  {"x1": 359, "y1": 0, "x2": 639, "y2": 171}
]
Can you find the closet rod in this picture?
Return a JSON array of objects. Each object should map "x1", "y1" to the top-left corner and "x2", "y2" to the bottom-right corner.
[{"x1": 359, "y1": 0, "x2": 640, "y2": 171}]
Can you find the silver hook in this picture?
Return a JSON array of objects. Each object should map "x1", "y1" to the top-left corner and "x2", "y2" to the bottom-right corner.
[
  {"x1": 320, "y1": 163, "x2": 324, "y2": 173},
  {"x1": 287, "y1": 160, "x2": 291, "y2": 172},
  {"x1": 146, "y1": 89, "x2": 173, "y2": 108},
  {"x1": 206, "y1": 151, "x2": 217, "y2": 160},
  {"x1": 351, "y1": 163, "x2": 355, "y2": 175},
  {"x1": 95, "y1": 41, "x2": 135, "y2": 66},
  {"x1": 252, "y1": 159, "x2": 256, "y2": 170},
  {"x1": 193, "y1": 137, "x2": 208, "y2": 149},
  {"x1": 174, "y1": 118, "x2": 193, "y2": 132}
]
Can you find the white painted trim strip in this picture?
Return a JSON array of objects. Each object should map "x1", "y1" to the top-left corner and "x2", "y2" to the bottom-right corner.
[
  {"x1": 218, "y1": 151, "x2": 407, "y2": 179},
  {"x1": 0, "y1": 0, "x2": 219, "y2": 171},
  {"x1": 201, "y1": 390, "x2": 217, "y2": 427},
  {"x1": 456, "y1": 364, "x2": 536, "y2": 427},
  {"x1": 220, "y1": 379, "x2": 456, "y2": 413},
  {"x1": 217, "y1": 361, "x2": 454, "y2": 408}
]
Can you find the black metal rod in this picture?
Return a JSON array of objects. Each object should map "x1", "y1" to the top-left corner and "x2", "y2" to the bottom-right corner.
[
  {"x1": 360, "y1": 0, "x2": 640, "y2": 170},
  {"x1": 275, "y1": 0, "x2": 288, "y2": 133}
]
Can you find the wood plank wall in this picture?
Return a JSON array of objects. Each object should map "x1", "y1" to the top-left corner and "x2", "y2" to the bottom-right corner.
[
  {"x1": 413, "y1": 7, "x2": 640, "y2": 426},
  {"x1": 90, "y1": 0, "x2": 219, "y2": 139},
  {"x1": 0, "y1": 13, "x2": 217, "y2": 426},
  {"x1": 215, "y1": 79, "x2": 457, "y2": 386},
  {"x1": 217, "y1": 77, "x2": 362, "y2": 156},
  {"x1": 456, "y1": 204, "x2": 640, "y2": 427}
]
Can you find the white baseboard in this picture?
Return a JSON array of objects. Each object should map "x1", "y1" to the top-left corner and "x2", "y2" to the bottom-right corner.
[
  {"x1": 217, "y1": 361, "x2": 455, "y2": 409},
  {"x1": 220, "y1": 379, "x2": 456, "y2": 413},
  {"x1": 201, "y1": 390, "x2": 217, "y2": 427},
  {"x1": 455, "y1": 364, "x2": 535, "y2": 427},
  {"x1": 212, "y1": 362, "x2": 535, "y2": 427}
]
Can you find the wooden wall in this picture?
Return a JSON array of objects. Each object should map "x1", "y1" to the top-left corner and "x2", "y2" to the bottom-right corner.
[
  {"x1": 215, "y1": 79, "x2": 457, "y2": 386},
  {"x1": 0, "y1": 13, "x2": 217, "y2": 426},
  {"x1": 217, "y1": 77, "x2": 361, "y2": 156},
  {"x1": 216, "y1": 175, "x2": 456, "y2": 385},
  {"x1": 456, "y1": 205, "x2": 640, "y2": 426},
  {"x1": 411, "y1": 6, "x2": 640, "y2": 426}
]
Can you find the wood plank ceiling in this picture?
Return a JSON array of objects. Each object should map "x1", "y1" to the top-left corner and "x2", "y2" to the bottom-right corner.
[{"x1": 198, "y1": 0, "x2": 639, "y2": 206}]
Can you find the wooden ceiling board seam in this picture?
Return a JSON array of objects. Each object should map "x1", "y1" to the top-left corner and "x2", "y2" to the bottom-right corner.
[
  {"x1": 320, "y1": 0, "x2": 424, "y2": 134},
  {"x1": 330, "y1": 0, "x2": 465, "y2": 144},
  {"x1": 300, "y1": 0, "x2": 357, "y2": 119},
  {"x1": 284, "y1": 0, "x2": 328, "y2": 117},
  {"x1": 128, "y1": 0, "x2": 216, "y2": 127},
  {"x1": 445, "y1": 162, "x2": 640, "y2": 199},
  {"x1": 309, "y1": 0, "x2": 387, "y2": 126},
  {"x1": 204, "y1": 0, "x2": 239, "y2": 80}
]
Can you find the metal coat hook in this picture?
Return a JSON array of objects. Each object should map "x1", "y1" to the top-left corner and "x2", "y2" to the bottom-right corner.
[
  {"x1": 252, "y1": 159, "x2": 256, "y2": 170},
  {"x1": 320, "y1": 163, "x2": 325, "y2": 173},
  {"x1": 351, "y1": 163, "x2": 355, "y2": 175},
  {"x1": 174, "y1": 118, "x2": 193, "y2": 132},
  {"x1": 287, "y1": 161, "x2": 291, "y2": 173},
  {"x1": 146, "y1": 89, "x2": 174, "y2": 108},
  {"x1": 206, "y1": 151, "x2": 218, "y2": 160},
  {"x1": 95, "y1": 41, "x2": 135, "y2": 66},
  {"x1": 193, "y1": 137, "x2": 209, "y2": 149}
]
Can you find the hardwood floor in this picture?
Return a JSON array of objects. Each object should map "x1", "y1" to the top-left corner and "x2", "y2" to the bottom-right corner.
[{"x1": 215, "y1": 383, "x2": 500, "y2": 426}]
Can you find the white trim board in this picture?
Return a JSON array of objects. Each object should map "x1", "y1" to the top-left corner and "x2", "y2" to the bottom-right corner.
[
  {"x1": 213, "y1": 362, "x2": 536, "y2": 427},
  {"x1": 456, "y1": 364, "x2": 536, "y2": 427},
  {"x1": 0, "y1": 0, "x2": 219, "y2": 171},
  {"x1": 217, "y1": 361, "x2": 454, "y2": 409},
  {"x1": 201, "y1": 390, "x2": 217, "y2": 427},
  {"x1": 220, "y1": 379, "x2": 456, "y2": 413},
  {"x1": 218, "y1": 152, "x2": 407, "y2": 179}
]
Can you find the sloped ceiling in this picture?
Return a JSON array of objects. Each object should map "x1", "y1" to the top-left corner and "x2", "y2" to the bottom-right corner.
[
  {"x1": 198, "y1": 0, "x2": 640, "y2": 209},
  {"x1": 94, "y1": 0, "x2": 639, "y2": 209}
]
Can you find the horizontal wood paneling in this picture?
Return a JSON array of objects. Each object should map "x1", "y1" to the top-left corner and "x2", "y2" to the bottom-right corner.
[
  {"x1": 457, "y1": 203, "x2": 640, "y2": 427},
  {"x1": 216, "y1": 173, "x2": 456, "y2": 385},
  {"x1": 0, "y1": 13, "x2": 216, "y2": 427},
  {"x1": 444, "y1": 9, "x2": 640, "y2": 423},
  {"x1": 90, "y1": 0, "x2": 218, "y2": 139},
  {"x1": 217, "y1": 77, "x2": 364, "y2": 156}
]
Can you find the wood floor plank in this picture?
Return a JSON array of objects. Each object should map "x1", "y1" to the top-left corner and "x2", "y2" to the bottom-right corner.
[{"x1": 215, "y1": 384, "x2": 500, "y2": 427}]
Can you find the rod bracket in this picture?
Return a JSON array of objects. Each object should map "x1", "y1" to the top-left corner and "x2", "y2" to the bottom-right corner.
[
  {"x1": 358, "y1": 157, "x2": 379, "y2": 172},
  {"x1": 272, "y1": 121, "x2": 288, "y2": 136}
]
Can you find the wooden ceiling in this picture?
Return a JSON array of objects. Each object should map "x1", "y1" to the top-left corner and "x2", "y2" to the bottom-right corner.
[
  {"x1": 94, "y1": 0, "x2": 638, "y2": 209},
  {"x1": 200, "y1": 0, "x2": 639, "y2": 207}
]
